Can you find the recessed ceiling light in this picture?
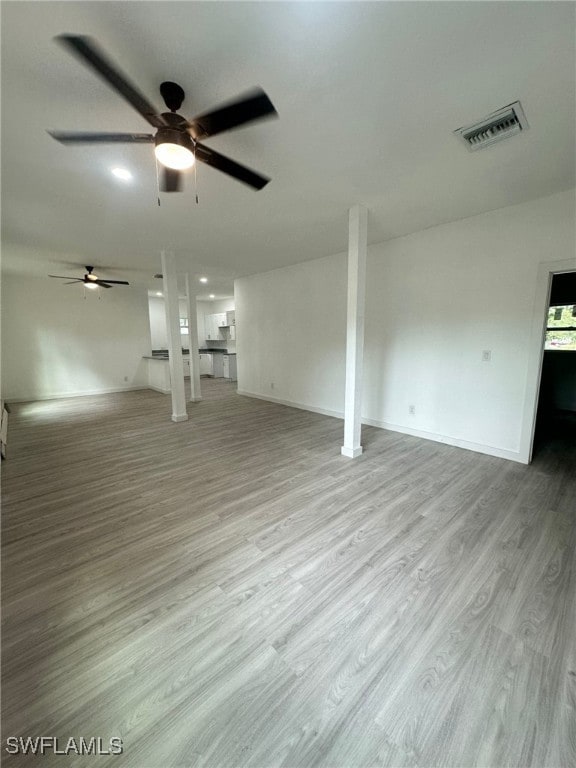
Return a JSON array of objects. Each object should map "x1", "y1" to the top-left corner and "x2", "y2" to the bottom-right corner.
[
  {"x1": 156, "y1": 292, "x2": 163, "y2": 297},
  {"x1": 209, "y1": 294, "x2": 215, "y2": 299},
  {"x1": 111, "y1": 167, "x2": 132, "y2": 181},
  {"x1": 199, "y1": 277, "x2": 208, "y2": 284}
]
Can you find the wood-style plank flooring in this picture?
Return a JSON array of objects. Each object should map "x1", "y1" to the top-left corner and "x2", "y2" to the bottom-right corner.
[{"x1": 2, "y1": 380, "x2": 575, "y2": 767}]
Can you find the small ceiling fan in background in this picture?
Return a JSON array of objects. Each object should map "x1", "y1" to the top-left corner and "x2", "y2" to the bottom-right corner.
[
  {"x1": 48, "y1": 35, "x2": 278, "y2": 193},
  {"x1": 48, "y1": 265, "x2": 130, "y2": 289}
]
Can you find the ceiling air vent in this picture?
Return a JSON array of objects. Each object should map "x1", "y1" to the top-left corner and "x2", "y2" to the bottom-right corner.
[{"x1": 454, "y1": 101, "x2": 528, "y2": 151}]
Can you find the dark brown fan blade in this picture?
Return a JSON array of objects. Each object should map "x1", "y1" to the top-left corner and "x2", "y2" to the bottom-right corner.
[
  {"x1": 56, "y1": 35, "x2": 167, "y2": 129},
  {"x1": 64, "y1": 280, "x2": 84, "y2": 284},
  {"x1": 161, "y1": 168, "x2": 183, "y2": 192},
  {"x1": 195, "y1": 144, "x2": 270, "y2": 190},
  {"x1": 187, "y1": 88, "x2": 277, "y2": 140},
  {"x1": 48, "y1": 274, "x2": 83, "y2": 280},
  {"x1": 48, "y1": 131, "x2": 154, "y2": 144},
  {"x1": 93, "y1": 280, "x2": 112, "y2": 288},
  {"x1": 96, "y1": 280, "x2": 130, "y2": 285}
]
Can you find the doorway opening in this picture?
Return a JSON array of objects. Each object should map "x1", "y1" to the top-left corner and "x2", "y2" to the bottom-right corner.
[{"x1": 532, "y1": 271, "x2": 576, "y2": 457}]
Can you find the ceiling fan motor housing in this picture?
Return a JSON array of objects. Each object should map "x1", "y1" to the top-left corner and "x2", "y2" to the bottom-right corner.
[
  {"x1": 155, "y1": 111, "x2": 194, "y2": 151},
  {"x1": 155, "y1": 127, "x2": 194, "y2": 152}
]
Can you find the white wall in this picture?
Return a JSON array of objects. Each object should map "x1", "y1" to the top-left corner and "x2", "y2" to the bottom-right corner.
[
  {"x1": 236, "y1": 252, "x2": 347, "y2": 416},
  {"x1": 236, "y1": 188, "x2": 576, "y2": 461},
  {"x1": 148, "y1": 296, "x2": 205, "y2": 350},
  {"x1": 198, "y1": 298, "x2": 235, "y2": 316},
  {"x1": 2, "y1": 274, "x2": 152, "y2": 401},
  {"x1": 149, "y1": 296, "x2": 169, "y2": 349},
  {"x1": 148, "y1": 297, "x2": 236, "y2": 350}
]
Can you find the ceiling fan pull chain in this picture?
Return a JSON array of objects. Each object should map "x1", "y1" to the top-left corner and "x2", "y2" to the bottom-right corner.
[
  {"x1": 154, "y1": 157, "x2": 161, "y2": 206},
  {"x1": 194, "y1": 144, "x2": 199, "y2": 205}
]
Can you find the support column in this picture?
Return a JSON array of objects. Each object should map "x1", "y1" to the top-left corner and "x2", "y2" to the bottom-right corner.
[
  {"x1": 184, "y1": 273, "x2": 202, "y2": 402},
  {"x1": 341, "y1": 205, "x2": 367, "y2": 458},
  {"x1": 161, "y1": 250, "x2": 188, "y2": 422}
]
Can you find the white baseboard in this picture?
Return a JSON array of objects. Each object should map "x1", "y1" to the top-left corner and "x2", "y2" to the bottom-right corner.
[
  {"x1": 4, "y1": 385, "x2": 148, "y2": 404},
  {"x1": 237, "y1": 390, "x2": 524, "y2": 464},
  {"x1": 147, "y1": 386, "x2": 171, "y2": 395},
  {"x1": 362, "y1": 417, "x2": 524, "y2": 463},
  {"x1": 236, "y1": 389, "x2": 343, "y2": 419},
  {"x1": 341, "y1": 445, "x2": 363, "y2": 458}
]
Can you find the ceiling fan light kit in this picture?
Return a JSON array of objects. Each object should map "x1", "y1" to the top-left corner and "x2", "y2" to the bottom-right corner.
[{"x1": 154, "y1": 129, "x2": 195, "y2": 170}]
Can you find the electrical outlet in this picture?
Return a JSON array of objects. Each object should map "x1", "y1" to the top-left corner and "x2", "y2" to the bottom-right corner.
[
  {"x1": 408, "y1": 405, "x2": 416, "y2": 415},
  {"x1": 482, "y1": 350, "x2": 491, "y2": 362},
  {"x1": 124, "y1": 376, "x2": 128, "y2": 382},
  {"x1": 270, "y1": 382, "x2": 275, "y2": 390}
]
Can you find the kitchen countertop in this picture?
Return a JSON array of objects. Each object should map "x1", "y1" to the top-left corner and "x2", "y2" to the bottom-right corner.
[{"x1": 144, "y1": 349, "x2": 235, "y2": 360}]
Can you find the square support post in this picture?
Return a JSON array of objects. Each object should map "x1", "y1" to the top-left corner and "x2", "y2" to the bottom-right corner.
[
  {"x1": 184, "y1": 273, "x2": 202, "y2": 402},
  {"x1": 341, "y1": 205, "x2": 367, "y2": 458},
  {"x1": 161, "y1": 250, "x2": 188, "y2": 422}
]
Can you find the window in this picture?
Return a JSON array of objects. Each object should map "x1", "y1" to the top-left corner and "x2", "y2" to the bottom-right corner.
[
  {"x1": 545, "y1": 305, "x2": 576, "y2": 350},
  {"x1": 179, "y1": 317, "x2": 189, "y2": 334}
]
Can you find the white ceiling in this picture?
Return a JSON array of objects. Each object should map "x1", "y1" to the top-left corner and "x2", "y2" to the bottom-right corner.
[{"x1": 2, "y1": 1, "x2": 575, "y2": 297}]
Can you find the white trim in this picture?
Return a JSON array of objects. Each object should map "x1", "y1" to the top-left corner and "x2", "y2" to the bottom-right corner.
[
  {"x1": 162, "y1": 250, "x2": 188, "y2": 423},
  {"x1": 147, "y1": 385, "x2": 171, "y2": 395},
  {"x1": 238, "y1": 390, "x2": 523, "y2": 462},
  {"x1": 342, "y1": 204, "x2": 367, "y2": 457},
  {"x1": 341, "y1": 446, "x2": 363, "y2": 458},
  {"x1": 362, "y1": 417, "x2": 523, "y2": 463},
  {"x1": 236, "y1": 390, "x2": 344, "y2": 420},
  {"x1": 4, "y1": 385, "x2": 148, "y2": 404},
  {"x1": 519, "y1": 258, "x2": 576, "y2": 463},
  {"x1": 184, "y1": 272, "x2": 202, "y2": 402}
]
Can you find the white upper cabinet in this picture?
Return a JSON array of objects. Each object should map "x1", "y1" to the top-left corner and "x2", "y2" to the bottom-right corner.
[
  {"x1": 204, "y1": 314, "x2": 219, "y2": 341},
  {"x1": 204, "y1": 311, "x2": 234, "y2": 341}
]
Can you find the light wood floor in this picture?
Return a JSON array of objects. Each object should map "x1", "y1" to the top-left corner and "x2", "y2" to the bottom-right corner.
[{"x1": 2, "y1": 380, "x2": 575, "y2": 768}]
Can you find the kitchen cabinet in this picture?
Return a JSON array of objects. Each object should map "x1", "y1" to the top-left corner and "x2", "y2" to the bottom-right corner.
[
  {"x1": 223, "y1": 354, "x2": 237, "y2": 381},
  {"x1": 197, "y1": 313, "x2": 205, "y2": 343},
  {"x1": 212, "y1": 353, "x2": 224, "y2": 378},
  {"x1": 199, "y1": 353, "x2": 213, "y2": 376},
  {"x1": 205, "y1": 312, "x2": 233, "y2": 341},
  {"x1": 204, "y1": 313, "x2": 227, "y2": 341},
  {"x1": 204, "y1": 315, "x2": 217, "y2": 341}
]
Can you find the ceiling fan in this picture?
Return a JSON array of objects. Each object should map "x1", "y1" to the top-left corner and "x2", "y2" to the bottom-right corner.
[
  {"x1": 48, "y1": 265, "x2": 130, "y2": 289},
  {"x1": 48, "y1": 35, "x2": 278, "y2": 192}
]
